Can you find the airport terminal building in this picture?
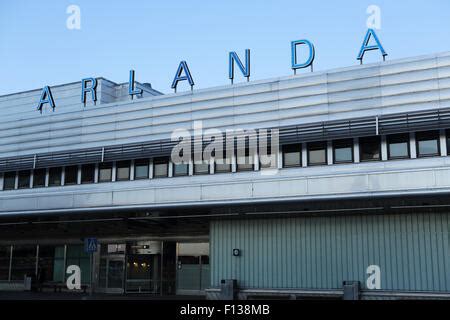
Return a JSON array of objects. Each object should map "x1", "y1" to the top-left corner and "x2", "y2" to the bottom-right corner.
[{"x1": 0, "y1": 52, "x2": 449, "y2": 299}]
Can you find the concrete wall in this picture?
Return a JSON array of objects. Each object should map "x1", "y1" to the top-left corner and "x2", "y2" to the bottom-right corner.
[{"x1": 210, "y1": 213, "x2": 450, "y2": 292}]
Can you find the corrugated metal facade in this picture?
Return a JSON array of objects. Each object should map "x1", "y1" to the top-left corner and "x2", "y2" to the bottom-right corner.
[{"x1": 210, "y1": 213, "x2": 450, "y2": 292}]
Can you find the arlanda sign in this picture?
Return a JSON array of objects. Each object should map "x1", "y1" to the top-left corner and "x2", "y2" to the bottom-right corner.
[{"x1": 36, "y1": 28, "x2": 387, "y2": 113}]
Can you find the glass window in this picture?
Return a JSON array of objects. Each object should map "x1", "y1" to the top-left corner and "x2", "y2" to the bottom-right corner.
[
  {"x1": 282, "y1": 144, "x2": 301, "y2": 167},
  {"x1": 173, "y1": 162, "x2": 189, "y2": 176},
  {"x1": 49, "y1": 167, "x2": 62, "y2": 186},
  {"x1": 194, "y1": 160, "x2": 209, "y2": 175},
  {"x1": 3, "y1": 171, "x2": 16, "y2": 190},
  {"x1": 237, "y1": 148, "x2": 254, "y2": 171},
  {"x1": 116, "y1": 160, "x2": 131, "y2": 181},
  {"x1": 416, "y1": 131, "x2": 440, "y2": 157},
  {"x1": 215, "y1": 149, "x2": 232, "y2": 173},
  {"x1": 134, "y1": 159, "x2": 149, "y2": 179},
  {"x1": 66, "y1": 245, "x2": 90, "y2": 284},
  {"x1": 37, "y1": 246, "x2": 57, "y2": 284},
  {"x1": 33, "y1": 168, "x2": 46, "y2": 188},
  {"x1": 153, "y1": 157, "x2": 168, "y2": 178},
  {"x1": 11, "y1": 245, "x2": 36, "y2": 280},
  {"x1": 359, "y1": 136, "x2": 381, "y2": 161},
  {"x1": 333, "y1": 139, "x2": 353, "y2": 164},
  {"x1": 387, "y1": 134, "x2": 410, "y2": 159},
  {"x1": 307, "y1": 141, "x2": 327, "y2": 166},
  {"x1": 81, "y1": 164, "x2": 95, "y2": 184},
  {"x1": 18, "y1": 170, "x2": 30, "y2": 189},
  {"x1": 0, "y1": 246, "x2": 11, "y2": 281},
  {"x1": 64, "y1": 165, "x2": 78, "y2": 185},
  {"x1": 98, "y1": 162, "x2": 112, "y2": 182}
]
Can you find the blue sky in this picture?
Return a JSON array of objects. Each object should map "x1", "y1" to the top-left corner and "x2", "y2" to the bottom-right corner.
[{"x1": 1, "y1": 0, "x2": 450, "y2": 95}]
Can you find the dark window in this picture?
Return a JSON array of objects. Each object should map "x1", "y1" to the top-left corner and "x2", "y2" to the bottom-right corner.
[
  {"x1": 18, "y1": 170, "x2": 30, "y2": 189},
  {"x1": 307, "y1": 141, "x2": 327, "y2": 166},
  {"x1": 81, "y1": 164, "x2": 95, "y2": 184},
  {"x1": 333, "y1": 139, "x2": 353, "y2": 164},
  {"x1": 49, "y1": 167, "x2": 62, "y2": 186},
  {"x1": 282, "y1": 144, "x2": 301, "y2": 167},
  {"x1": 10, "y1": 245, "x2": 36, "y2": 280},
  {"x1": 153, "y1": 157, "x2": 169, "y2": 178},
  {"x1": 359, "y1": 136, "x2": 381, "y2": 161},
  {"x1": 447, "y1": 130, "x2": 450, "y2": 156},
  {"x1": 0, "y1": 246, "x2": 11, "y2": 280},
  {"x1": 33, "y1": 168, "x2": 46, "y2": 188},
  {"x1": 64, "y1": 165, "x2": 78, "y2": 185},
  {"x1": 116, "y1": 161, "x2": 131, "y2": 181},
  {"x1": 387, "y1": 134, "x2": 410, "y2": 159},
  {"x1": 3, "y1": 172, "x2": 16, "y2": 190},
  {"x1": 134, "y1": 159, "x2": 149, "y2": 179},
  {"x1": 98, "y1": 162, "x2": 112, "y2": 182},
  {"x1": 38, "y1": 246, "x2": 57, "y2": 284},
  {"x1": 416, "y1": 131, "x2": 440, "y2": 157},
  {"x1": 237, "y1": 148, "x2": 254, "y2": 171}
]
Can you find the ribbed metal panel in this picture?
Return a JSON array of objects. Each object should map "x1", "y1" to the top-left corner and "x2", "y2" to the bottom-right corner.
[
  {"x1": 210, "y1": 213, "x2": 450, "y2": 292},
  {"x1": 2, "y1": 106, "x2": 450, "y2": 172}
]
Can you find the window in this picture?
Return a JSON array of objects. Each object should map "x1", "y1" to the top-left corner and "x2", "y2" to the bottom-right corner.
[
  {"x1": 116, "y1": 161, "x2": 131, "y2": 181},
  {"x1": 282, "y1": 144, "x2": 301, "y2": 167},
  {"x1": 307, "y1": 141, "x2": 327, "y2": 166},
  {"x1": 81, "y1": 164, "x2": 95, "y2": 184},
  {"x1": 3, "y1": 172, "x2": 16, "y2": 190},
  {"x1": 98, "y1": 162, "x2": 112, "y2": 182},
  {"x1": 0, "y1": 246, "x2": 11, "y2": 281},
  {"x1": 10, "y1": 245, "x2": 36, "y2": 280},
  {"x1": 215, "y1": 149, "x2": 232, "y2": 173},
  {"x1": 134, "y1": 159, "x2": 149, "y2": 179},
  {"x1": 64, "y1": 165, "x2": 78, "y2": 185},
  {"x1": 33, "y1": 168, "x2": 46, "y2": 188},
  {"x1": 416, "y1": 131, "x2": 440, "y2": 157},
  {"x1": 359, "y1": 136, "x2": 381, "y2": 161},
  {"x1": 236, "y1": 148, "x2": 254, "y2": 171},
  {"x1": 173, "y1": 161, "x2": 189, "y2": 176},
  {"x1": 333, "y1": 139, "x2": 353, "y2": 164},
  {"x1": 18, "y1": 170, "x2": 30, "y2": 189},
  {"x1": 49, "y1": 167, "x2": 62, "y2": 186},
  {"x1": 153, "y1": 157, "x2": 169, "y2": 178},
  {"x1": 194, "y1": 159, "x2": 210, "y2": 175},
  {"x1": 387, "y1": 134, "x2": 410, "y2": 159},
  {"x1": 65, "y1": 245, "x2": 91, "y2": 284},
  {"x1": 259, "y1": 145, "x2": 277, "y2": 169}
]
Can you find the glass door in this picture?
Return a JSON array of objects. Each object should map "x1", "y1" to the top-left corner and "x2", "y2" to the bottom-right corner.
[{"x1": 107, "y1": 258, "x2": 124, "y2": 293}]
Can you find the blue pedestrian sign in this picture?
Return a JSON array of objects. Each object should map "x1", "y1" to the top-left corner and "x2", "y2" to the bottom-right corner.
[{"x1": 84, "y1": 238, "x2": 98, "y2": 254}]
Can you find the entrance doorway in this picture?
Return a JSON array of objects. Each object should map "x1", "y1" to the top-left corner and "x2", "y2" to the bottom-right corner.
[
  {"x1": 98, "y1": 244, "x2": 126, "y2": 294},
  {"x1": 176, "y1": 242, "x2": 210, "y2": 295}
]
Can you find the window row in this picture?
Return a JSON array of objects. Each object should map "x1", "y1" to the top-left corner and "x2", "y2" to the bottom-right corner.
[{"x1": 1, "y1": 130, "x2": 449, "y2": 191}]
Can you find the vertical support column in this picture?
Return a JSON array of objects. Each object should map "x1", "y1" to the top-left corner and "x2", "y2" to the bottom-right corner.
[
  {"x1": 168, "y1": 160, "x2": 173, "y2": 177},
  {"x1": 410, "y1": 132, "x2": 417, "y2": 159},
  {"x1": 77, "y1": 165, "x2": 82, "y2": 184},
  {"x1": 111, "y1": 162, "x2": 117, "y2": 181},
  {"x1": 149, "y1": 159, "x2": 154, "y2": 179},
  {"x1": 35, "y1": 245, "x2": 39, "y2": 276},
  {"x1": 301, "y1": 143, "x2": 307, "y2": 167},
  {"x1": 231, "y1": 150, "x2": 237, "y2": 172},
  {"x1": 327, "y1": 141, "x2": 333, "y2": 165},
  {"x1": 254, "y1": 152, "x2": 259, "y2": 171},
  {"x1": 354, "y1": 138, "x2": 360, "y2": 163},
  {"x1": 14, "y1": 172, "x2": 18, "y2": 189},
  {"x1": 30, "y1": 170, "x2": 34, "y2": 188},
  {"x1": 130, "y1": 160, "x2": 135, "y2": 180},
  {"x1": 61, "y1": 167, "x2": 66, "y2": 186},
  {"x1": 94, "y1": 164, "x2": 99, "y2": 183},
  {"x1": 0, "y1": 173, "x2": 3, "y2": 191},
  {"x1": 277, "y1": 145, "x2": 283, "y2": 169},
  {"x1": 381, "y1": 135, "x2": 388, "y2": 161},
  {"x1": 45, "y1": 169, "x2": 49, "y2": 187},
  {"x1": 440, "y1": 129, "x2": 447, "y2": 156},
  {"x1": 8, "y1": 245, "x2": 13, "y2": 281},
  {"x1": 210, "y1": 157, "x2": 215, "y2": 174},
  {"x1": 188, "y1": 158, "x2": 194, "y2": 176}
]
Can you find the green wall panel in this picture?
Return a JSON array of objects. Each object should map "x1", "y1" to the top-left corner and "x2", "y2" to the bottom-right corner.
[{"x1": 210, "y1": 213, "x2": 450, "y2": 292}]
